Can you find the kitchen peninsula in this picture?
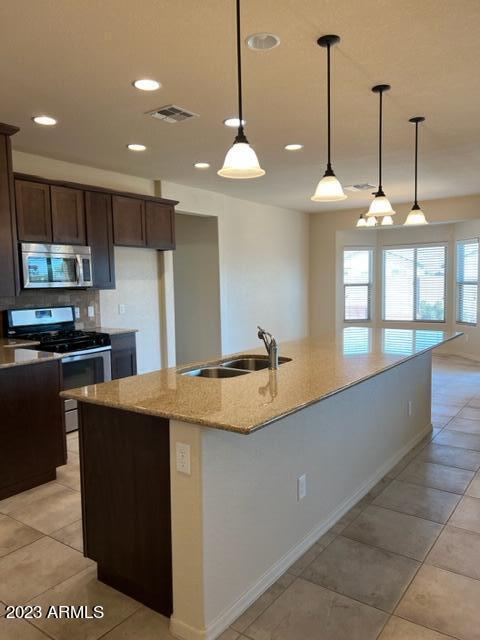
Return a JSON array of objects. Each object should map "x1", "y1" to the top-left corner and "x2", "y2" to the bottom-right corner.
[
  {"x1": 63, "y1": 327, "x2": 460, "y2": 640},
  {"x1": 0, "y1": 340, "x2": 65, "y2": 500}
]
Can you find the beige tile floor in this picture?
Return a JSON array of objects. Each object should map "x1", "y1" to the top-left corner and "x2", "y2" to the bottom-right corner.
[{"x1": 1, "y1": 354, "x2": 480, "y2": 639}]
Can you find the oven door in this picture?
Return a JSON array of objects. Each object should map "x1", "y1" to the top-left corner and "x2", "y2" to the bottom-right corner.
[
  {"x1": 23, "y1": 251, "x2": 80, "y2": 289},
  {"x1": 61, "y1": 347, "x2": 112, "y2": 432}
]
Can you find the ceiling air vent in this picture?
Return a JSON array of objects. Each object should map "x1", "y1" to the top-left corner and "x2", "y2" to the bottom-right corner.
[
  {"x1": 149, "y1": 105, "x2": 199, "y2": 123},
  {"x1": 344, "y1": 183, "x2": 376, "y2": 192}
]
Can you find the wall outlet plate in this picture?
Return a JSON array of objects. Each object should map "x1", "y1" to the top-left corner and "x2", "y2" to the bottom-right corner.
[
  {"x1": 87, "y1": 305, "x2": 95, "y2": 318},
  {"x1": 176, "y1": 442, "x2": 191, "y2": 475},
  {"x1": 118, "y1": 304, "x2": 126, "y2": 315},
  {"x1": 74, "y1": 307, "x2": 81, "y2": 319},
  {"x1": 297, "y1": 474, "x2": 307, "y2": 501}
]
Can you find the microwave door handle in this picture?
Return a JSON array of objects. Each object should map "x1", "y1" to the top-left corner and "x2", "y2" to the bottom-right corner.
[{"x1": 75, "y1": 256, "x2": 82, "y2": 286}]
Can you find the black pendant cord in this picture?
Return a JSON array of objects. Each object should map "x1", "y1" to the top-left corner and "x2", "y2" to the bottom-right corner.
[
  {"x1": 234, "y1": 0, "x2": 247, "y2": 144},
  {"x1": 409, "y1": 116, "x2": 425, "y2": 209},
  {"x1": 371, "y1": 84, "x2": 391, "y2": 197},
  {"x1": 378, "y1": 90, "x2": 383, "y2": 194},
  {"x1": 326, "y1": 42, "x2": 332, "y2": 171}
]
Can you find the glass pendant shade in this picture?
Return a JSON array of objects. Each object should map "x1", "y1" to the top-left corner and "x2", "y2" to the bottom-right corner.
[
  {"x1": 381, "y1": 215, "x2": 394, "y2": 226},
  {"x1": 218, "y1": 141, "x2": 265, "y2": 179},
  {"x1": 366, "y1": 215, "x2": 377, "y2": 227},
  {"x1": 404, "y1": 205, "x2": 428, "y2": 226},
  {"x1": 356, "y1": 214, "x2": 367, "y2": 228},
  {"x1": 311, "y1": 173, "x2": 347, "y2": 202},
  {"x1": 366, "y1": 194, "x2": 395, "y2": 217}
]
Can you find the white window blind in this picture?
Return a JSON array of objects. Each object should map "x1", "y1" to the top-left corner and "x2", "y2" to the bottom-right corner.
[
  {"x1": 383, "y1": 245, "x2": 446, "y2": 322},
  {"x1": 343, "y1": 249, "x2": 373, "y2": 321},
  {"x1": 456, "y1": 239, "x2": 478, "y2": 325}
]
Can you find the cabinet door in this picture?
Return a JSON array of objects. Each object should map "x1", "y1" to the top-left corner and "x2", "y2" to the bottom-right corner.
[
  {"x1": 51, "y1": 186, "x2": 86, "y2": 245},
  {"x1": 145, "y1": 202, "x2": 175, "y2": 250},
  {"x1": 15, "y1": 179, "x2": 52, "y2": 243},
  {"x1": 0, "y1": 127, "x2": 19, "y2": 297},
  {"x1": 112, "y1": 196, "x2": 145, "y2": 247},
  {"x1": 111, "y1": 333, "x2": 137, "y2": 380},
  {"x1": 85, "y1": 191, "x2": 115, "y2": 289}
]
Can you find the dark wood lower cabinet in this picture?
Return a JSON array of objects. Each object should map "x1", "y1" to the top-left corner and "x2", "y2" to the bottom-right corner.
[
  {"x1": 0, "y1": 360, "x2": 66, "y2": 500},
  {"x1": 78, "y1": 403, "x2": 172, "y2": 616},
  {"x1": 111, "y1": 332, "x2": 137, "y2": 379}
]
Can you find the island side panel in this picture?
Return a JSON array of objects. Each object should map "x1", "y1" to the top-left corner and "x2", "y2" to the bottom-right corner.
[
  {"x1": 78, "y1": 403, "x2": 173, "y2": 616},
  {"x1": 169, "y1": 351, "x2": 432, "y2": 640}
]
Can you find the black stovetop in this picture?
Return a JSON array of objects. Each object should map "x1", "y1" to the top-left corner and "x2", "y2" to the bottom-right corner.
[{"x1": 22, "y1": 329, "x2": 110, "y2": 354}]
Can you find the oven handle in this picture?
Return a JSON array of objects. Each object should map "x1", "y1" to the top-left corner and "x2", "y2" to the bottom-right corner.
[{"x1": 61, "y1": 345, "x2": 111, "y2": 359}]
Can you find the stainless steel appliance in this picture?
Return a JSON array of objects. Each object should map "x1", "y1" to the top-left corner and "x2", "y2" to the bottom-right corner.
[
  {"x1": 21, "y1": 243, "x2": 93, "y2": 289},
  {"x1": 4, "y1": 306, "x2": 111, "y2": 432}
]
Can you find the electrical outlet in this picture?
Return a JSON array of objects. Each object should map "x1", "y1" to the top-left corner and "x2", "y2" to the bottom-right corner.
[
  {"x1": 297, "y1": 474, "x2": 307, "y2": 501},
  {"x1": 74, "y1": 307, "x2": 80, "y2": 320},
  {"x1": 118, "y1": 304, "x2": 126, "y2": 315},
  {"x1": 408, "y1": 400, "x2": 413, "y2": 417},
  {"x1": 87, "y1": 305, "x2": 95, "y2": 318},
  {"x1": 176, "y1": 442, "x2": 191, "y2": 475}
]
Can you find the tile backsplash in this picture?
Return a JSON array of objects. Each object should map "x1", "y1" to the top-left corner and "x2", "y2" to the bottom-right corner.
[{"x1": 0, "y1": 290, "x2": 100, "y2": 336}]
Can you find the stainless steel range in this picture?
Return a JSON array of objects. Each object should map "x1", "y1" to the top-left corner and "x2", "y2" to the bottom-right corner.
[{"x1": 4, "y1": 306, "x2": 111, "y2": 432}]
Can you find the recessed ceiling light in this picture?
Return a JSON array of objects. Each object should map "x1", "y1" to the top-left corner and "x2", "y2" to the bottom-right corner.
[
  {"x1": 133, "y1": 78, "x2": 161, "y2": 91},
  {"x1": 32, "y1": 115, "x2": 57, "y2": 126},
  {"x1": 284, "y1": 144, "x2": 304, "y2": 151},
  {"x1": 194, "y1": 162, "x2": 210, "y2": 169},
  {"x1": 223, "y1": 117, "x2": 246, "y2": 128},
  {"x1": 127, "y1": 143, "x2": 146, "y2": 151},
  {"x1": 246, "y1": 33, "x2": 281, "y2": 51}
]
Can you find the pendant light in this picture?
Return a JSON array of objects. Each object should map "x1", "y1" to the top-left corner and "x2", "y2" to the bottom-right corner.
[
  {"x1": 356, "y1": 213, "x2": 367, "y2": 228},
  {"x1": 366, "y1": 85, "x2": 395, "y2": 217},
  {"x1": 381, "y1": 215, "x2": 394, "y2": 225},
  {"x1": 366, "y1": 215, "x2": 377, "y2": 227},
  {"x1": 404, "y1": 116, "x2": 428, "y2": 225},
  {"x1": 311, "y1": 35, "x2": 346, "y2": 202},
  {"x1": 218, "y1": 0, "x2": 265, "y2": 179}
]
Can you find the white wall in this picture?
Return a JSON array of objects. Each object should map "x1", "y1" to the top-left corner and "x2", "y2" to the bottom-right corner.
[
  {"x1": 173, "y1": 214, "x2": 222, "y2": 365},
  {"x1": 162, "y1": 182, "x2": 310, "y2": 355},
  {"x1": 99, "y1": 247, "x2": 162, "y2": 373}
]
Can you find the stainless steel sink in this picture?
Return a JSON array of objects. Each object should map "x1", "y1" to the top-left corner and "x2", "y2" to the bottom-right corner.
[
  {"x1": 220, "y1": 356, "x2": 292, "y2": 371},
  {"x1": 179, "y1": 355, "x2": 292, "y2": 378},
  {"x1": 181, "y1": 366, "x2": 250, "y2": 378}
]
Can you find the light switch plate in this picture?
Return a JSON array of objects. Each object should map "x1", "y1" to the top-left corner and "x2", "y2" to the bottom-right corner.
[
  {"x1": 297, "y1": 474, "x2": 307, "y2": 501},
  {"x1": 176, "y1": 442, "x2": 191, "y2": 475}
]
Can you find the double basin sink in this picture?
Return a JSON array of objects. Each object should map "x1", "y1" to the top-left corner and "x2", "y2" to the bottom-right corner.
[{"x1": 180, "y1": 355, "x2": 292, "y2": 378}]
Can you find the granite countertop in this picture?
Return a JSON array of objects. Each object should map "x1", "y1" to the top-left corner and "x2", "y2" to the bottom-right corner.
[
  {"x1": 92, "y1": 327, "x2": 138, "y2": 335},
  {"x1": 61, "y1": 327, "x2": 462, "y2": 434},
  {"x1": 0, "y1": 337, "x2": 40, "y2": 349},
  {"x1": 0, "y1": 345, "x2": 62, "y2": 369}
]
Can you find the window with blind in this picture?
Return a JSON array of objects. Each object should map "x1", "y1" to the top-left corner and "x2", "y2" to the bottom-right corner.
[
  {"x1": 343, "y1": 249, "x2": 373, "y2": 321},
  {"x1": 383, "y1": 245, "x2": 446, "y2": 322},
  {"x1": 456, "y1": 239, "x2": 478, "y2": 325}
]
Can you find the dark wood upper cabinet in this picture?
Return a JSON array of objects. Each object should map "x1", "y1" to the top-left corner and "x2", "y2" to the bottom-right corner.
[
  {"x1": 0, "y1": 124, "x2": 20, "y2": 297},
  {"x1": 51, "y1": 185, "x2": 86, "y2": 245},
  {"x1": 85, "y1": 191, "x2": 115, "y2": 289},
  {"x1": 112, "y1": 196, "x2": 146, "y2": 247},
  {"x1": 145, "y1": 202, "x2": 175, "y2": 250},
  {"x1": 15, "y1": 179, "x2": 52, "y2": 243}
]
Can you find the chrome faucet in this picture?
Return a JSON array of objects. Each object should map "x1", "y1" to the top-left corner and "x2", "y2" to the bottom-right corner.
[{"x1": 257, "y1": 326, "x2": 279, "y2": 370}]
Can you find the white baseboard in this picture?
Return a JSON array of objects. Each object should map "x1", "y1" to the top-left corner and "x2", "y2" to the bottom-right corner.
[{"x1": 169, "y1": 423, "x2": 432, "y2": 640}]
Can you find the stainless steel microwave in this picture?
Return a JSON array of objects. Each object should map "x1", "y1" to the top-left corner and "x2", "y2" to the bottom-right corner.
[{"x1": 21, "y1": 243, "x2": 93, "y2": 289}]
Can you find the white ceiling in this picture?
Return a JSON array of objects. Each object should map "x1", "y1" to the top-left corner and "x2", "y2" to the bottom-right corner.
[{"x1": 1, "y1": 0, "x2": 479, "y2": 213}]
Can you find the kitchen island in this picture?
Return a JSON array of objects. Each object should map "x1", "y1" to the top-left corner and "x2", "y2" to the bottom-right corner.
[{"x1": 63, "y1": 327, "x2": 460, "y2": 640}]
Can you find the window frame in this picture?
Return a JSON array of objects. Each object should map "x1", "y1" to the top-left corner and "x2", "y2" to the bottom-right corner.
[
  {"x1": 343, "y1": 246, "x2": 374, "y2": 323},
  {"x1": 456, "y1": 237, "x2": 479, "y2": 326},
  {"x1": 381, "y1": 242, "x2": 448, "y2": 324}
]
